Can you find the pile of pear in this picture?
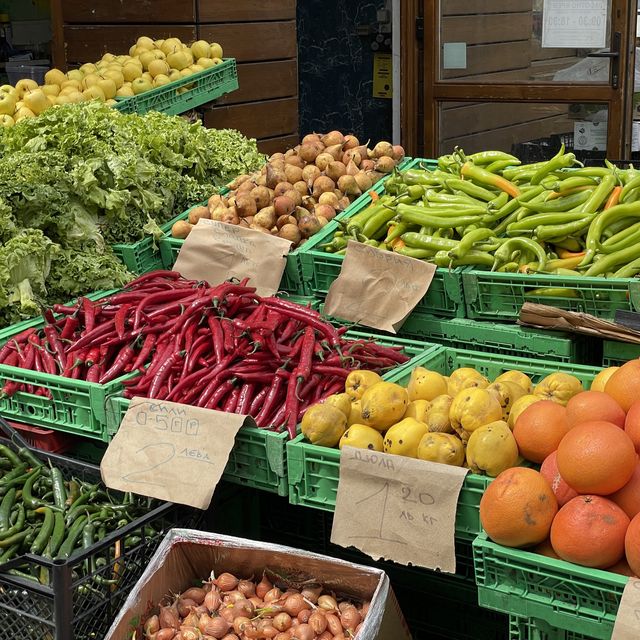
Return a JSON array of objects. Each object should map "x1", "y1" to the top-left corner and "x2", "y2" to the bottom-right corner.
[
  {"x1": 0, "y1": 36, "x2": 224, "y2": 126},
  {"x1": 301, "y1": 366, "x2": 583, "y2": 478}
]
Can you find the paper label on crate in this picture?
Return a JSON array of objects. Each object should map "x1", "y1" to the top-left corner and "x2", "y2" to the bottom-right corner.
[
  {"x1": 100, "y1": 397, "x2": 248, "y2": 509},
  {"x1": 323, "y1": 241, "x2": 436, "y2": 333},
  {"x1": 173, "y1": 219, "x2": 292, "y2": 297},
  {"x1": 331, "y1": 447, "x2": 468, "y2": 573},
  {"x1": 612, "y1": 578, "x2": 640, "y2": 638}
]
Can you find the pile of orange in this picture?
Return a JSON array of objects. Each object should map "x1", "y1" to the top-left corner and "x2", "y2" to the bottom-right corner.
[{"x1": 480, "y1": 359, "x2": 640, "y2": 575}]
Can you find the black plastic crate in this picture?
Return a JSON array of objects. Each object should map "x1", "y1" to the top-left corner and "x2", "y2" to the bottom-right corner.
[{"x1": 0, "y1": 417, "x2": 198, "y2": 640}]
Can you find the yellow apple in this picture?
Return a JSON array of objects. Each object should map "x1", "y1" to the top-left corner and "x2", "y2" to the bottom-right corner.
[
  {"x1": 167, "y1": 50, "x2": 190, "y2": 71},
  {"x1": 191, "y1": 40, "x2": 211, "y2": 60},
  {"x1": 15, "y1": 78, "x2": 38, "y2": 97},
  {"x1": 138, "y1": 51, "x2": 156, "y2": 71},
  {"x1": 129, "y1": 44, "x2": 138, "y2": 56},
  {"x1": 122, "y1": 63, "x2": 142, "y2": 82},
  {"x1": 148, "y1": 59, "x2": 169, "y2": 78},
  {"x1": 66, "y1": 91, "x2": 84, "y2": 104},
  {"x1": 211, "y1": 58, "x2": 223, "y2": 65},
  {"x1": 41, "y1": 84, "x2": 60, "y2": 96},
  {"x1": 116, "y1": 84, "x2": 135, "y2": 97},
  {"x1": 189, "y1": 64, "x2": 204, "y2": 74},
  {"x1": 15, "y1": 100, "x2": 23, "y2": 110},
  {"x1": 131, "y1": 77, "x2": 153, "y2": 95},
  {"x1": 55, "y1": 95, "x2": 72, "y2": 105},
  {"x1": 154, "y1": 39, "x2": 165, "y2": 49},
  {"x1": 60, "y1": 79, "x2": 81, "y2": 91},
  {"x1": 102, "y1": 52, "x2": 116, "y2": 62},
  {"x1": 82, "y1": 86, "x2": 106, "y2": 101},
  {"x1": 197, "y1": 57, "x2": 216, "y2": 69},
  {"x1": 79, "y1": 63, "x2": 97, "y2": 75},
  {"x1": 153, "y1": 74, "x2": 171, "y2": 87},
  {"x1": 97, "y1": 78, "x2": 117, "y2": 99},
  {"x1": 0, "y1": 92, "x2": 16, "y2": 116},
  {"x1": 137, "y1": 35, "x2": 155, "y2": 49},
  {"x1": 141, "y1": 72, "x2": 153, "y2": 83},
  {"x1": 44, "y1": 68, "x2": 66, "y2": 86},
  {"x1": 104, "y1": 69, "x2": 125, "y2": 88},
  {"x1": 23, "y1": 89, "x2": 50, "y2": 114},
  {"x1": 15, "y1": 107, "x2": 35, "y2": 120},
  {"x1": 162, "y1": 37, "x2": 183, "y2": 54},
  {"x1": 106, "y1": 98, "x2": 117, "y2": 106},
  {"x1": 152, "y1": 49, "x2": 166, "y2": 60},
  {"x1": 67, "y1": 69, "x2": 84, "y2": 82},
  {"x1": 81, "y1": 74, "x2": 101, "y2": 90},
  {"x1": 0, "y1": 114, "x2": 14, "y2": 126},
  {"x1": 179, "y1": 68, "x2": 193, "y2": 78},
  {"x1": 209, "y1": 43, "x2": 223, "y2": 59}
]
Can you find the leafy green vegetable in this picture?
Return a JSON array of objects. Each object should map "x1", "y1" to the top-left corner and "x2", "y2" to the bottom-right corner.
[{"x1": 0, "y1": 102, "x2": 265, "y2": 327}]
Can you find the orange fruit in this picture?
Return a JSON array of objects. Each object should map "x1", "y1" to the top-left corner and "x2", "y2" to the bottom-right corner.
[
  {"x1": 556, "y1": 420, "x2": 636, "y2": 495},
  {"x1": 479, "y1": 467, "x2": 558, "y2": 548},
  {"x1": 513, "y1": 400, "x2": 571, "y2": 463},
  {"x1": 565, "y1": 391, "x2": 625, "y2": 429},
  {"x1": 540, "y1": 450, "x2": 578, "y2": 507},
  {"x1": 605, "y1": 360, "x2": 640, "y2": 412},
  {"x1": 590, "y1": 367, "x2": 619, "y2": 393},
  {"x1": 533, "y1": 538, "x2": 560, "y2": 559},
  {"x1": 550, "y1": 495, "x2": 629, "y2": 569},
  {"x1": 610, "y1": 463, "x2": 640, "y2": 519},
  {"x1": 624, "y1": 400, "x2": 640, "y2": 454},
  {"x1": 625, "y1": 512, "x2": 640, "y2": 576}
]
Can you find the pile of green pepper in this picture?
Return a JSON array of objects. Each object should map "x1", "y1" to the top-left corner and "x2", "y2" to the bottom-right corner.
[
  {"x1": 322, "y1": 146, "x2": 640, "y2": 279},
  {"x1": 0, "y1": 441, "x2": 158, "y2": 584}
]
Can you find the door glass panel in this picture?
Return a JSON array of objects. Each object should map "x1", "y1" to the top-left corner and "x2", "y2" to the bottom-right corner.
[
  {"x1": 439, "y1": 0, "x2": 611, "y2": 84},
  {"x1": 438, "y1": 101, "x2": 609, "y2": 162}
]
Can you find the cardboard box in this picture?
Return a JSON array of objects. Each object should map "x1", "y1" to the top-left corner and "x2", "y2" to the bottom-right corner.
[{"x1": 106, "y1": 529, "x2": 412, "y2": 640}]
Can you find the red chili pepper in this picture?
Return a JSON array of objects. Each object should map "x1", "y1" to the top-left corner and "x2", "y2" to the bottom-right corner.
[
  {"x1": 284, "y1": 374, "x2": 299, "y2": 439},
  {"x1": 236, "y1": 383, "x2": 255, "y2": 415},
  {"x1": 295, "y1": 327, "x2": 316, "y2": 385},
  {"x1": 52, "y1": 304, "x2": 77, "y2": 315},
  {"x1": 84, "y1": 347, "x2": 101, "y2": 366},
  {"x1": 2, "y1": 351, "x2": 19, "y2": 367},
  {"x1": 42, "y1": 308, "x2": 56, "y2": 325},
  {"x1": 60, "y1": 315, "x2": 80, "y2": 341},
  {"x1": 205, "y1": 378, "x2": 236, "y2": 410},
  {"x1": 86, "y1": 363, "x2": 101, "y2": 383},
  {"x1": 222, "y1": 386, "x2": 241, "y2": 413},
  {"x1": 299, "y1": 374, "x2": 321, "y2": 400},
  {"x1": 0, "y1": 328, "x2": 36, "y2": 363},
  {"x1": 68, "y1": 322, "x2": 114, "y2": 353},
  {"x1": 39, "y1": 346, "x2": 58, "y2": 375},
  {"x1": 114, "y1": 304, "x2": 130, "y2": 339},
  {"x1": 147, "y1": 349, "x2": 185, "y2": 399},
  {"x1": 263, "y1": 298, "x2": 340, "y2": 345},
  {"x1": 255, "y1": 371, "x2": 287, "y2": 427},
  {"x1": 183, "y1": 336, "x2": 210, "y2": 375},
  {"x1": 80, "y1": 297, "x2": 95, "y2": 334},
  {"x1": 221, "y1": 319, "x2": 235, "y2": 353},
  {"x1": 311, "y1": 365, "x2": 350, "y2": 377},
  {"x1": 277, "y1": 317, "x2": 300, "y2": 345},
  {"x1": 99, "y1": 345, "x2": 135, "y2": 384}
]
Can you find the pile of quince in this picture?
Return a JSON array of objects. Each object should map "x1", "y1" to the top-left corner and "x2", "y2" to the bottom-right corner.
[
  {"x1": 300, "y1": 365, "x2": 585, "y2": 477},
  {"x1": 0, "y1": 36, "x2": 224, "y2": 126}
]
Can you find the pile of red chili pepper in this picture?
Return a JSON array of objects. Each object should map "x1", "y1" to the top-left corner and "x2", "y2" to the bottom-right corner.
[{"x1": 0, "y1": 271, "x2": 409, "y2": 438}]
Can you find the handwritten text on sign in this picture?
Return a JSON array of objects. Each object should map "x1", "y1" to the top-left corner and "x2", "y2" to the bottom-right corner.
[
  {"x1": 100, "y1": 398, "x2": 247, "y2": 509},
  {"x1": 323, "y1": 241, "x2": 436, "y2": 333},
  {"x1": 330, "y1": 447, "x2": 468, "y2": 573},
  {"x1": 611, "y1": 578, "x2": 640, "y2": 639}
]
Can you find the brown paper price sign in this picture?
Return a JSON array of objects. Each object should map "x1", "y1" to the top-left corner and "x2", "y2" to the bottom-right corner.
[
  {"x1": 323, "y1": 241, "x2": 436, "y2": 333},
  {"x1": 612, "y1": 577, "x2": 640, "y2": 638},
  {"x1": 101, "y1": 397, "x2": 248, "y2": 509},
  {"x1": 173, "y1": 219, "x2": 293, "y2": 296},
  {"x1": 331, "y1": 447, "x2": 468, "y2": 573}
]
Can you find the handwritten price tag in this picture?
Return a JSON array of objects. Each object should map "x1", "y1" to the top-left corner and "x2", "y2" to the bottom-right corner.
[
  {"x1": 323, "y1": 241, "x2": 436, "y2": 333},
  {"x1": 100, "y1": 397, "x2": 248, "y2": 509},
  {"x1": 173, "y1": 218, "x2": 292, "y2": 296},
  {"x1": 612, "y1": 578, "x2": 640, "y2": 639},
  {"x1": 330, "y1": 447, "x2": 468, "y2": 573}
]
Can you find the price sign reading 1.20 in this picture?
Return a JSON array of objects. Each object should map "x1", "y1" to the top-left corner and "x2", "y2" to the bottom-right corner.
[
  {"x1": 330, "y1": 447, "x2": 468, "y2": 574},
  {"x1": 542, "y1": 0, "x2": 607, "y2": 49}
]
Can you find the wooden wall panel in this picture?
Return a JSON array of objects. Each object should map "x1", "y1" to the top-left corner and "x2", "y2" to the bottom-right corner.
[
  {"x1": 442, "y1": 42, "x2": 530, "y2": 79},
  {"x1": 443, "y1": 0, "x2": 531, "y2": 15},
  {"x1": 61, "y1": 1, "x2": 196, "y2": 24},
  {"x1": 216, "y1": 60, "x2": 297, "y2": 105},
  {"x1": 199, "y1": 22, "x2": 296, "y2": 62},
  {"x1": 198, "y1": 0, "x2": 295, "y2": 23},
  {"x1": 63, "y1": 25, "x2": 197, "y2": 62},
  {"x1": 257, "y1": 134, "x2": 299, "y2": 155},
  {"x1": 204, "y1": 97, "x2": 298, "y2": 140},
  {"x1": 442, "y1": 14, "x2": 531, "y2": 46}
]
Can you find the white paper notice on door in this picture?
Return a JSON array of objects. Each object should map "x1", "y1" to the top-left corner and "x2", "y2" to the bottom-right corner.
[{"x1": 542, "y1": 0, "x2": 608, "y2": 49}]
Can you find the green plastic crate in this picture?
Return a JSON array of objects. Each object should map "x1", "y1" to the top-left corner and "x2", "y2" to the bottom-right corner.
[
  {"x1": 105, "y1": 396, "x2": 289, "y2": 496},
  {"x1": 113, "y1": 58, "x2": 238, "y2": 116},
  {"x1": 297, "y1": 170, "x2": 465, "y2": 317},
  {"x1": 473, "y1": 533, "x2": 627, "y2": 640},
  {"x1": 602, "y1": 340, "x2": 640, "y2": 367},
  {"x1": 287, "y1": 345, "x2": 601, "y2": 538},
  {"x1": 157, "y1": 158, "x2": 420, "y2": 294},
  {"x1": 509, "y1": 616, "x2": 593, "y2": 640},
  {"x1": 463, "y1": 269, "x2": 640, "y2": 323}
]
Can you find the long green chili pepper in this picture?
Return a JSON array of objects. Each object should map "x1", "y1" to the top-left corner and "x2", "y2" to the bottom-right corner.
[
  {"x1": 449, "y1": 228, "x2": 496, "y2": 260},
  {"x1": 519, "y1": 189, "x2": 592, "y2": 213},
  {"x1": 362, "y1": 207, "x2": 397, "y2": 239},
  {"x1": 445, "y1": 178, "x2": 497, "y2": 202},
  {"x1": 0, "y1": 505, "x2": 25, "y2": 541},
  {"x1": 401, "y1": 232, "x2": 458, "y2": 251},
  {"x1": 50, "y1": 467, "x2": 67, "y2": 511},
  {"x1": 0, "y1": 445, "x2": 22, "y2": 469},
  {"x1": 432, "y1": 250, "x2": 495, "y2": 268},
  {"x1": 17, "y1": 446, "x2": 45, "y2": 472},
  {"x1": 582, "y1": 201, "x2": 640, "y2": 265},
  {"x1": 507, "y1": 211, "x2": 590, "y2": 234},
  {"x1": 485, "y1": 159, "x2": 518, "y2": 174},
  {"x1": 530, "y1": 146, "x2": 580, "y2": 184},
  {"x1": 482, "y1": 185, "x2": 545, "y2": 225},
  {"x1": 535, "y1": 216, "x2": 595, "y2": 242},
  {"x1": 578, "y1": 174, "x2": 617, "y2": 213},
  {"x1": 57, "y1": 514, "x2": 88, "y2": 559},
  {"x1": 525, "y1": 287, "x2": 581, "y2": 299},
  {"x1": 585, "y1": 244, "x2": 640, "y2": 277},
  {"x1": 30, "y1": 508, "x2": 54, "y2": 556},
  {"x1": 614, "y1": 257, "x2": 640, "y2": 278},
  {"x1": 49, "y1": 511, "x2": 66, "y2": 556},
  {"x1": 468, "y1": 150, "x2": 520, "y2": 166},
  {"x1": 396, "y1": 247, "x2": 434, "y2": 259},
  {"x1": 460, "y1": 162, "x2": 521, "y2": 198},
  {"x1": 0, "y1": 488, "x2": 16, "y2": 531},
  {"x1": 22, "y1": 468, "x2": 42, "y2": 510},
  {"x1": 493, "y1": 237, "x2": 547, "y2": 271},
  {"x1": 620, "y1": 175, "x2": 640, "y2": 202}
]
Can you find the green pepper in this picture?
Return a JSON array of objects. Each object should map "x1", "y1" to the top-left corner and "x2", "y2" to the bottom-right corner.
[
  {"x1": 584, "y1": 244, "x2": 640, "y2": 277},
  {"x1": 432, "y1": 250, "x2": 495, "y2": 268},
  {"x1": 426, "y1": 189, "x2": 485, "y2": 207},
  {"x1": 482, "y1": 185, "x2": 545, "y2": 225},
  {"x1": 544, "y1": 175, "x2": 597, "y2": 191},
  {"x1": 488, "y1": 192, "x2": 509, "y2": 210},
  {"x1": 485, "y1": 159, "x2": 518, "y2": 174},
  {"x1": 460, "y1": 162, "x2": 521, "y2": 198},
  {"x1": 396, "y1": 247, "x2": 434, "y2": 259},
  {"x1": 559, "y1": 167, "x2": 612, "y2": 178},
  {"x1": 346, "y1": 198, "x2": 390, "y2": 237},
  {"x1": 552, "y1": 236, "x2": 583, "y2": 252},
  {"x1": 0, "y1": 543, "x2": 20, "y2": 563},
  {"x1": 403, "y1": 169, "x2": 443, "y2": 186},
  {"x1": 530, "y1": 146, "x2": 580, "y2": 185},
  {"x1": 362, "y1": 206, "x2": 397, "y2": 239},
  {"x1": 396, "y1": 204, "x2": 483, "y2": 229},
  {"x1": 507, "y1": 211, "x2": 590, "y2": 235},
  {"x1": 17, "y1": 447, "x2": 44, "y2": 472},
  {"x1": 445, "y1": 178, "x2": 497, "y2": 202},
  {"x1": 57, "y1": 514, "x2": 88, "y2": 559},
  {"x1": 468, "y1": 150, "x2": 520, "y2": 166},
  {"x1": 0, "y1": 505, "x2": 25, "y2": 541},
  {"x1": 50, "y1": 467, "x2": 66, "y2": 511},
  {"x1": 0, "y1": 445, "x2": 21, "y2": 469},
  {"x1": 22, "y1": 467, "x2": 42, "y2": 510},
  {"x1": 621, "y1": 175, "x2": 640, "y2": 202},
  {"x1": 602, "y1": 225, "x2": 640, "y2": 255},
  {"x1": 321, "y1": 236, "x2": 348, "y2": 253},
  {"x1": 401, "y1": 232, "x2": 458, "y2": 251},
  {"x1": 363, "y1": 239, "x2": 379, "y2": 247},
  {"x1": 30, "y1": 507, "x2": 54, "y2": 556},
  {"x1": 582, "y1": 201, "x2": 640, "y2": 265},
  {"x1": 503, "y1": 160, "x2": 554, "y2": 181},
  {"x1": 497, "y1": 262, "x2": 520, "y2": 272},
  {"x1": 49, "y1": 511, "x2": 65, "y2": 557},
  {"x1": 449, "y1": 228, "x2": 496, "y2": 260},
  {"x1": 385, "y1": 222, "x2": 411, "y2": 243},
  {"x1": 525, "y1": 288, "x2": 581, "y2": 299},
  {"x1": 520, "y1": 189, "x2": 592, "y2": 213},
  {"x1": 0, "y1": 528, "x2": 31, "y2": 549},
  {"x1": 535, "y1": 216, "x2": 595, "y2": 242},
  {"x1": 614, "y1": 257, "x2": 640, "y2": 278},
  {"x1": 0, "y1": 488, "x2": 15, "y2": 531},
  {"x1": 578, "y1": 174, "x2": 617, "y2": 213},
  {"x1": 493, "y1": 237, "x2": 547, "y2": 271}
]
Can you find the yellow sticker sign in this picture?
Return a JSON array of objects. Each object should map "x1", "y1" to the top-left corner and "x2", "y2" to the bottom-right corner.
[{"x1": 373, "y1": 53, "x2": 392, "y2": 99}]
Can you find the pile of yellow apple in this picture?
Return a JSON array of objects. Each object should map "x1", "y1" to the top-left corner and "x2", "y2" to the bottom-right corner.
[
  {"x1": 299, "y1": 364, "x2": 614, "y2": 477},
  {"x1": 0, "y1": 36, "x2": 224, "y2": 126}
]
